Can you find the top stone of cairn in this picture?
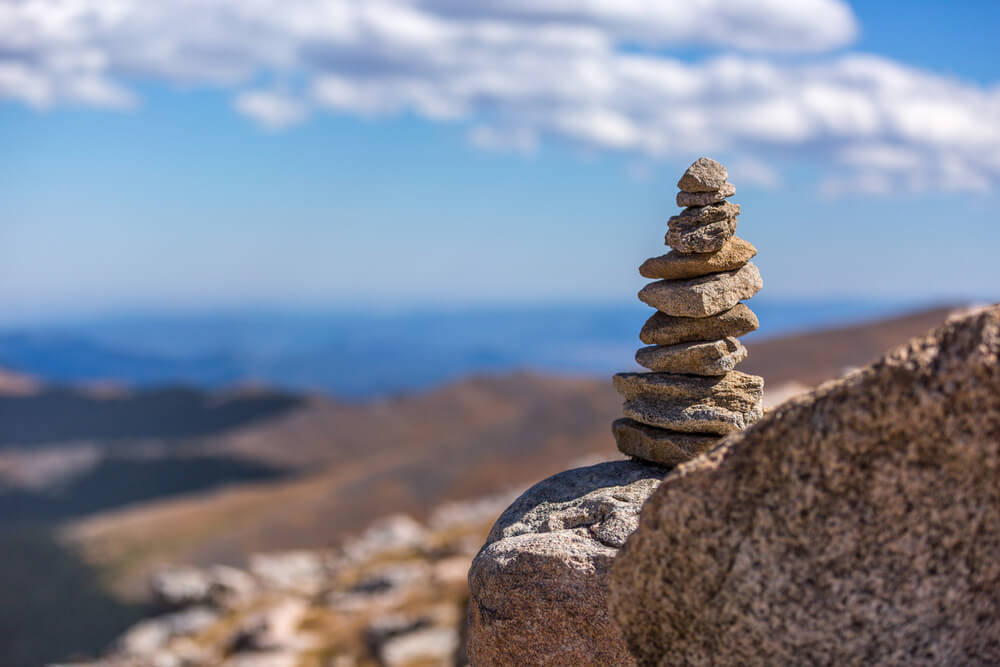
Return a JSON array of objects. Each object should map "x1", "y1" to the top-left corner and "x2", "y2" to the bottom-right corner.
[{"x1": 677, "y1": 157, "x2": 728, "y2": 193}]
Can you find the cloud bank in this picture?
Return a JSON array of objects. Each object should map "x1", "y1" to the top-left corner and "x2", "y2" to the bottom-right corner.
[{"x1": 2, "y1": 0, "x2": 998, "y2": 192}]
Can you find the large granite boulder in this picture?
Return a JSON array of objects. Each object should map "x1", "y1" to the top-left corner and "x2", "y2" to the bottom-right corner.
[
  {"x1": 609, "y1": 305, "x2": 1000, "y2": 665},
  {"x1": 467, "y1": 461, "x2": 670, "y2": 666}
]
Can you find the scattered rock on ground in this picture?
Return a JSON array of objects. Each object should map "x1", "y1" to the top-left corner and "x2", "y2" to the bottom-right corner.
[
  {"x1": 115, "y1": 606, "x2": 219, "y2": 656},
  {"x1": 228, "y1": 598, "x2": 312, "y2": 654},
  {"x1": 342, "y1": 514, "x2": 429, "y2": 562},
  {"x1": 248, "y1": 551, "x2": 332, "y2": 595},
  {"x1": 151, "y1": 565, "x2": 256, "y2": 609}
]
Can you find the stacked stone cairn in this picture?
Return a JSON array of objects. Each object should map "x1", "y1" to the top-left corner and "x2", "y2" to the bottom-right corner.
[{"x1": 613, "y1": 157, "x2": 764, "y2": 466}]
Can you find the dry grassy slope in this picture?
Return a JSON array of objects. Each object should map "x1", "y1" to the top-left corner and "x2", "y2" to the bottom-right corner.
[
  {"x1": 67, "y1": 373, "x2": 621, "y2": 596},
  {"x1": 0, "y1": 367, "x2": 41, "y2": 396},
  {"x1": 742, "y1": 305, "x2": 958, "y2": 386},
  {"x1": 65, "y1": 306, "x2": 964, "y2": 597}
]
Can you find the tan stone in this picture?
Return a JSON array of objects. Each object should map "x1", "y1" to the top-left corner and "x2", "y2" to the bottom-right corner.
[
  {"x1": 613, "y1": 370, "x2": 762, "y2": 402},
  {"x1": 665, "y1": 202, "x2": 740, "y2": 253},
  {"x1": 676, "y1": 183, "x2": 735, "y2": 207},
  {"x1": 614, "y1": 371, "x2": 763, "y2": 434},
  {"x1": 665, "y1": 219, "x2": 734, "y2": 253},
  {"x1": 612, "y1": 418, "x2": 721, "y2": 466},
  {"x1": 635, "y1": 337, "x2": 746, "y2": 375},
  {"x1": 640, "y1": 304, "x2": 759, "y2": 346},
  {"x1": 673, "y1": 201, "x2": 740, "y2": 225},
  {"x1": 677, "y1": 157, "x2": 727, "y2": 193},
  {"x1": 640, "y1": 237, "x2": 757, "y2": 280},
  {"x1": 610, "y1": 306, "x2": 1000, "y2": 665},
  {"x1": 638, "y1": 263, "x2": 762, "y2": 318},
  {"x1": 622, "y1": 396, "x2": 759, "y2": 435}
]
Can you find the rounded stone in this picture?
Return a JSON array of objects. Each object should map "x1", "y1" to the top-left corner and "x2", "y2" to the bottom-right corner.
[
  {"x1": 468, "y1": 461, "x2": 670, "y2": 666},
  {"x1": 677, "y1": 157, "x2": 728, "y2": 193}
]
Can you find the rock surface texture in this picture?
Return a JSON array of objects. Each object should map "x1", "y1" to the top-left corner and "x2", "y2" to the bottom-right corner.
[
  {"x1": 635, "y1": 337, "x2": 747, "y2": 375},
  {"x1": 639, "y1": 237, "x2": 757, "y2": 281},
  {"x1": 615, "y1": 157, "x2": 763, "y2": 465},
  {"x1": 639, "y1": 304, "x2": 758, "y2": 346},
  {"x1": 609, "y1": 305, "x2": 1000, "y2": 665},
  {"x1": 467, "y1": 461, "x2": 670, "y2": 666},
  {"x1": 637, "y1": 263, "x2": 761, "y2": 318}
]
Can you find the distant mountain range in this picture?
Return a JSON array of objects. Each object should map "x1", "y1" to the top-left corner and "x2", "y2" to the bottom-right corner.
[{"x1": 0, "y1": 300, "x2": 938, "y2": 398}]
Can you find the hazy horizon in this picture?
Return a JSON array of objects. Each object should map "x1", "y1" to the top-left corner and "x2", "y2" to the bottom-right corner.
[{"x1": 0, "y1": 298, "x2": 966, "y2": 397}]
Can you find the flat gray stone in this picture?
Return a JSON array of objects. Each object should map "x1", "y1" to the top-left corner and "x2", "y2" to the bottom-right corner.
[
  {"x1": 614, "y1": 371, "x2": 764, "y2": 435},
  {"x1": 468, "y1": 461, "x2": 670, "y2": 667},
  {"x1": 638, "y1": 263, "x2": 762, "y2": 318},
  {"x1": 677, "y1": 157, "x2": 728, "y2": 193},
  {"x1": 612, "y1": 418, "x2": 721, "y2": 466},
  {"x1": 635, "y1": 337, "x2": 747, "y2": 375},
  {"x1": 640, "y1": 304, "x2": 759, "y2": 346},
  {"x1": 676, "y1": 183, "x2": 735, "y2": 207},
  {"x1": 640, "y1": 237, "x2": 756, "y2": 281}
]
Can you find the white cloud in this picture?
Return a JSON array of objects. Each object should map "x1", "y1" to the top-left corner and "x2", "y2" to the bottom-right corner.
[
  {"x1": 234, "y1": 90, "x2": 309, "y2": 130},
  {"x1": 1, "y1": 0, "x2": 999, "y2": 193},
  {"x1": 418, "y1": 0, "x2": 858, "y2": 52}
]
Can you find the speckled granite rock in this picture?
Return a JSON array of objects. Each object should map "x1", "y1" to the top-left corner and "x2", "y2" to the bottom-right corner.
[
  {"x1": 635, "y1": 337, "x2": 746, "y2": 375},
  {"x1": 640, "y1": 237, "x2": 756, "y2": 280},
  {"x1": 677, "y1": 157, "x2": 728, "y2": 192},
  {"x1": 610, "y1": 306, "x2": 1000, "y2": 665},
  {"x1": 614, "y1": 371, "x2": 763, "y2": 434},
  {"x1": 612, "y1": 419, "x2": 720, "y2": 466},
  {"x1": 677, "y1": 182, "x2": 735, "y2": 207},
  {"x1": 640, "y1": 304, "x2": 759, "y2": 346},
  {"x1": 638, "y1": 263, "x2": 761, "y2": 318},
  {"x1": 467, "y1": 461, "x2": 670, "y2": 667}
]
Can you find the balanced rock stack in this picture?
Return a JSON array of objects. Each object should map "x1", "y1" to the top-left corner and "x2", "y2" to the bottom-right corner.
[{"x1": 613, "y1": 157, "x2": 764, "y2": 466}]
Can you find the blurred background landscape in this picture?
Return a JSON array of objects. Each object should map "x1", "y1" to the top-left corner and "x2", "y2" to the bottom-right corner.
[{"x1": 1, "y1": 0, "x2": 998, "y2": 665}]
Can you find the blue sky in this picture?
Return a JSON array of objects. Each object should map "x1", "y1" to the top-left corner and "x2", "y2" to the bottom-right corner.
[{"x1": 1, "y1": 0, "x2": 998, "y2": 322}]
